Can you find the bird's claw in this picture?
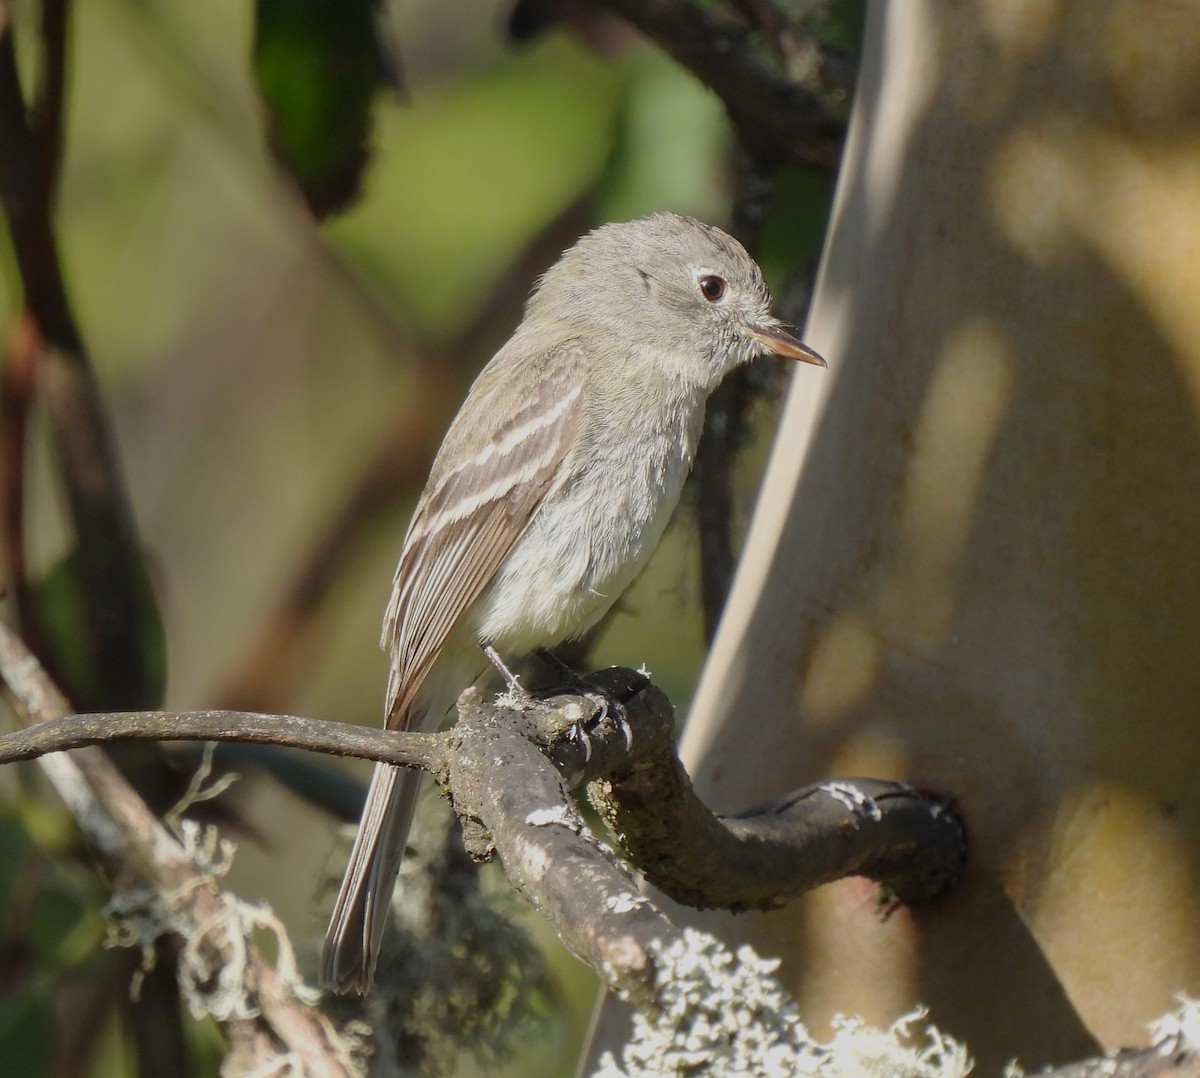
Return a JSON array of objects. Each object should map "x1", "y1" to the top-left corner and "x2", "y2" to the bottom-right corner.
[
  {"x1": 528, "y1": 648, "x2": 635, "y2": 756},
  {"x1": 583, "y1": 690, "x2": 633, "y2": 752},
  {"x1": 566, "y1": 719, "x2": 594, "y2": 763}
]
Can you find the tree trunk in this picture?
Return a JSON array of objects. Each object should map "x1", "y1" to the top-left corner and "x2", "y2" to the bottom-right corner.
[{"x1": 670, "y1": 0, "x2": 1200, "y2": 1070}]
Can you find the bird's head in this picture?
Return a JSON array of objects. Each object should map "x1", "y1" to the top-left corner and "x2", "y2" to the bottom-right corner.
[{"x1": 528, "y1": 212, "x2": 825, "y2": 391}]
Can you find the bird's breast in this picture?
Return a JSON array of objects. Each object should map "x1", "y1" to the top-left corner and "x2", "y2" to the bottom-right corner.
[{"x1": 469, "y1": 394, "x2": 704, "y2": 651}]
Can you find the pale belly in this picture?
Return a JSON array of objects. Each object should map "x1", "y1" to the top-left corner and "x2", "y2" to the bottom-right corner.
[{"x1": 467, "y1": 409, "x2": 701, "y2": 654}]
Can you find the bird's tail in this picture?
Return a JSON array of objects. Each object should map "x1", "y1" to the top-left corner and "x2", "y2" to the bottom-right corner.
[{"x1": 320, "y1": 761, "x2": 422, "y2": 992}]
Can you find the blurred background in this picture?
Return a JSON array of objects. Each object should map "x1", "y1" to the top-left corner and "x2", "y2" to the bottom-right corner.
[{"x1": 0, "y1": 0, "x2": 854, "y2": 1072}]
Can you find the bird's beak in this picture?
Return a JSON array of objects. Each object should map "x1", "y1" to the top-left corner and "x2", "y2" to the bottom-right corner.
[{"x1": 745, "y1": 322, "x2": 827, "y2": 367}]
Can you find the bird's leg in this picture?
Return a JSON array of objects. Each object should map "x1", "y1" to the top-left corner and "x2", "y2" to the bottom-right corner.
[
  {"x1": 483, "y1": 642, "x2": 521, "y2": 690},
  {"x1": 532, "y1": 648, "x2": 632, "y2": 750},
  {"x1": 483, "y1": 642, "x2": 537, "y2": 710}
]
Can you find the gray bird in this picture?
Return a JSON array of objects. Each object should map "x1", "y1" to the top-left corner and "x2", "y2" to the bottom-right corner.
[{"x1": 321, "y1": 212, "x2": 825, "y2": 992}]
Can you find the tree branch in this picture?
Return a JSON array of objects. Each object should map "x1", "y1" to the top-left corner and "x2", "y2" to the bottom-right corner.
[
  {"x1": 0, "y1": 620, "x2": 362, "y2": 1073},
  {"x1": 0, "y1": 4, "x2": 156, "y2": 710},
  {"x1": 0, "y1": 615, "x2": 966, "y2": 1020},
  {"x1": 0, "y1": 707, "x2": 441, "y2": 771},
  {"x1": 23, "y1": 618, "x2": 1190, "y2": 1075},
  {"x1": 582, "y1": 673, "x2": 963, "y2": 910},
  {"x1": 0, "y1": 313, "x2": 39, "y2": 640},
  {"x1": 591, "y1": 0, "x2": 846, "y2": 172}
]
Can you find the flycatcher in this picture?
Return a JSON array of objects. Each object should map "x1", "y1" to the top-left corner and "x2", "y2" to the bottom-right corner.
[{"x1": 321, "y1": 212, "x2": 825, "y2": 992}]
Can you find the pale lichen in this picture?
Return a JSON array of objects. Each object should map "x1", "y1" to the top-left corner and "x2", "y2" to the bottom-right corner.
[{"x1": 593, "y1": 927, "x2": 972, "y2": 1078}]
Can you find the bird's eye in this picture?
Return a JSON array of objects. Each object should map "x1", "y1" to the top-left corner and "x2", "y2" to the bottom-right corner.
[{"x1": 698, "y1": 275, "x2": 727, "y2": 302}]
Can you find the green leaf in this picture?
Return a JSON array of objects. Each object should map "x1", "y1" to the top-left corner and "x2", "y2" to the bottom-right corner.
[{"x1": 253, "y1": 0, "x2": 391, "y2": 218}]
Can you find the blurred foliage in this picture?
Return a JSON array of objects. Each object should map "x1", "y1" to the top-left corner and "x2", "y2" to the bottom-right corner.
[
  {"x1": 328, "y1": 32, "x2": 624, "y2": 342},
  {"x1": 806, "y1": 0, "x2": 867, "y2": 51},
  {"x1": 0, "y1": 0, "x2": 849, "y2": 1073},
  {"x1": 31, "y1": 546, "x2": 167, "y2": 712},
  {"x1": 595, "y1": 45, "x2": 729, "y2": 224},
  {"x1": 0, "y1": 990, "x2": 54, "y2": 1075},
  {"x1": 0, "y1": 811, "x2": 111, "y2": 1072},
  {"x1": 254, "y1": 0, "x2": 391, "y2": 217}
]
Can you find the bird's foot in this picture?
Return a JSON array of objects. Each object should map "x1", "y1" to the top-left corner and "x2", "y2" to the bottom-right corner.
[{"x1": 533, "y1": 648, "x2": 633, "y2": 751}]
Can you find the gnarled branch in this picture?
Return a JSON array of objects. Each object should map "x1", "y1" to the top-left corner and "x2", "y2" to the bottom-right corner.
[{"x1": 0, "y1": 618, "x2": 965, "y2": 1015}]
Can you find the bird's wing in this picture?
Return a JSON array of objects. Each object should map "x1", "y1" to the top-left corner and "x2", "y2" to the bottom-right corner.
[{"x1": 381, "y1": 341, "x2": 588, "y2": 728}]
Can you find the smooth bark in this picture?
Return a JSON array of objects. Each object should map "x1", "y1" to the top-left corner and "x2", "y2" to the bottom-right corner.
[{"x1": 675, "y1": 1, "x2": 1200, "y2": 1069}]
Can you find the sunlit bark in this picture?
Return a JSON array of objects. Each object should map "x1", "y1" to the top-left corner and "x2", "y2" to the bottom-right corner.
[{"x1": 679, "y1": 1, "x2": 1200, "y2": 1069}]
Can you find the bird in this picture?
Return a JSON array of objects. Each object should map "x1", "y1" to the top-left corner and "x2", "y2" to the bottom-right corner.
[{"x1": 321, "y1": 212, "x2": 825, "y2": 992}]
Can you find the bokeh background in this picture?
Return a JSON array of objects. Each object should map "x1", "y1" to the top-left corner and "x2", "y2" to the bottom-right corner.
[{"x1": 0, "y1": 0, "x2": 852, "y2": 1072}]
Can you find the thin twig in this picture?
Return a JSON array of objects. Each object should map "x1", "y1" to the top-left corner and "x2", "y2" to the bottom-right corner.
[
  {"x1": 0, "y1": 313, "x2": 39, "y2": 638},
  {"x1": 32, "y1": 0, "x2": 68, "y2": 221},
  {"x1": 0, "y1": 708, "x2": 442, "y2": 770},
  {"x1": 0, "y1": 5, "x2": 153, "y2": 709},
  {"x1": 693, "y1": 160, "x2": 777, "y2": 640}
]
